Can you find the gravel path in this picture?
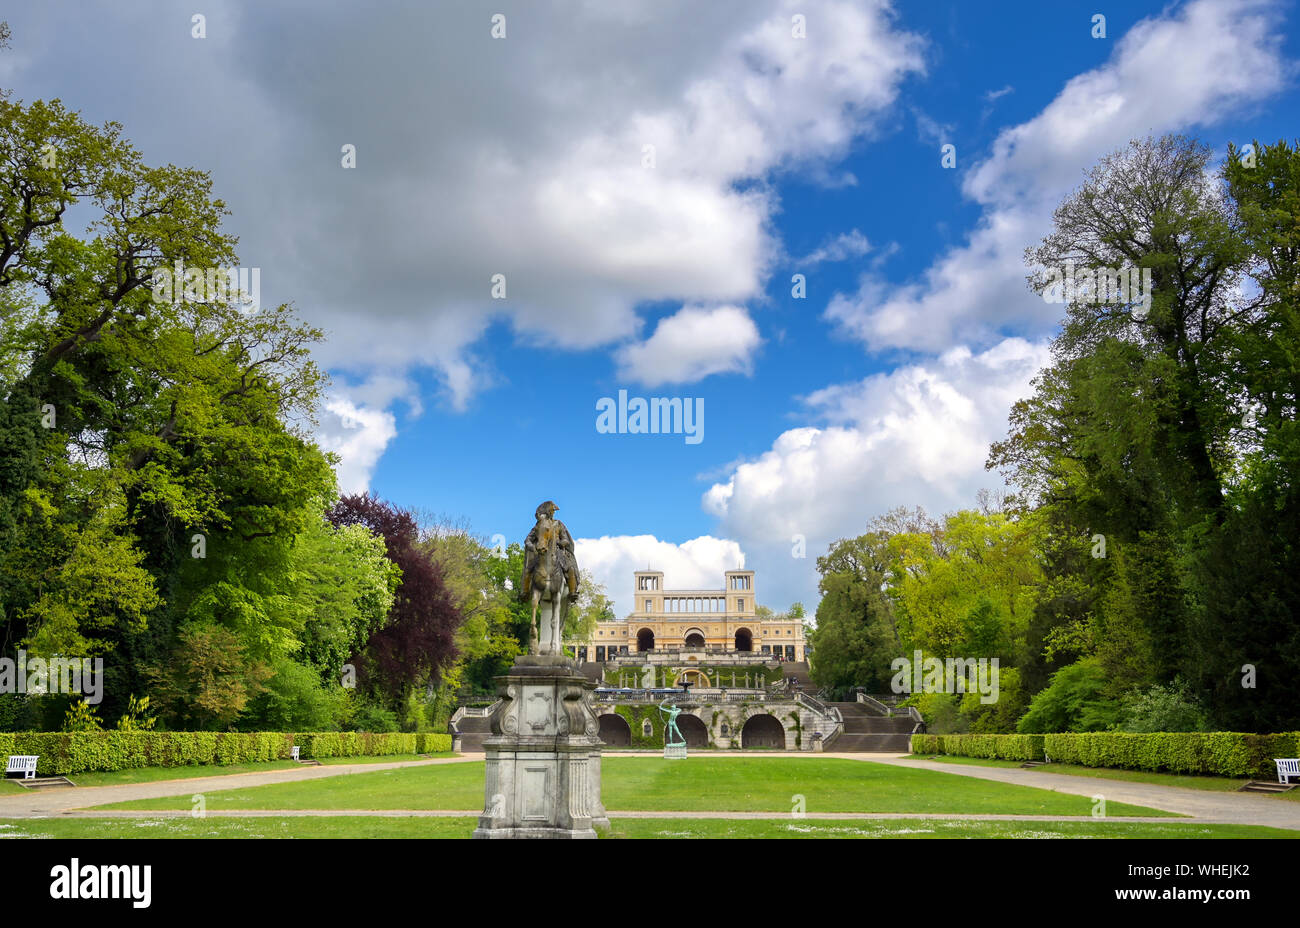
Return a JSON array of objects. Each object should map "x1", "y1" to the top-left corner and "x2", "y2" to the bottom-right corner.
[
  {"x1": 0, "y1": 755, "x2": 482, "y2": 819},
  {"x1": 847, "y1": 754, "x2": 1300, "y2": 828},
  {"x1": 1, "y1": 750, "x2": 1297, "y2": 830}
]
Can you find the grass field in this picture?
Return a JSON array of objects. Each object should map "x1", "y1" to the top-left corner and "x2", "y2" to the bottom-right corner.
[
  {"x1": 1, "y1": 816, "x2": 1292, "y2": 839},
  {"x1": 94, "y1": 756, "x2": 1177, "y2": 817},
  {"x1": 911, "y1": 754, "x2": 1300, "y2": 800},
  {"x1": 0, "y1": 754, "x2": 456, "y2": 792}
]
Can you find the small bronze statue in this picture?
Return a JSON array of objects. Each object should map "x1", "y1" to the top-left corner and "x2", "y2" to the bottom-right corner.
[{"x1": 659, "y1": 698, "x2": 685, "y2": 747}]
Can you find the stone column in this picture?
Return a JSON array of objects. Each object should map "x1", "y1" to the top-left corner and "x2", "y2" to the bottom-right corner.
[{"x1": 473, "y1": 655, "x2": 609, "y2": 839}]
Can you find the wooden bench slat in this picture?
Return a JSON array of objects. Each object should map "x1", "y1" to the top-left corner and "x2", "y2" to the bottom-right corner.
[{"x1": 6, "y1": 754, "x2": 39, "y2": 779}]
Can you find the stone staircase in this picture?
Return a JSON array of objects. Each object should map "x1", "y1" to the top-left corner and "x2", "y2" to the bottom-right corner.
[
  {"x1": 781, "y1": 661, "x2": 813, "y2": 688},
  {"x1": 449, "y1": 706, "x2": 495, "y2": 752},
  {"x1": 12, "y1": 775, "x2": 76, "y2": 789},
  {"x1": 827, "y1": 701, "x2": 915, "y2": 752},
  {"x1": 1239, "y1": 780, "x2": 1297, "y2": 794}
]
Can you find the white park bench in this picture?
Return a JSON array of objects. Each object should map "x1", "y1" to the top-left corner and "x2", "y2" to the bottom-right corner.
[
  {"x1": 5, "y1": 755, "x2": 38, "y2": 780},
  {"x1": 1275, "y1": 758, "x2": 1300, "y2": 784},
  {"x1": 291, "y1": 746, "x2": 300, "y2": 761}
]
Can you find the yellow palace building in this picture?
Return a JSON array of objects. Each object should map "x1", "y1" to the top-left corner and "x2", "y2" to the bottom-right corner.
[{"x1": 571, "y1": 569, "x2": 806, "y2": 663}]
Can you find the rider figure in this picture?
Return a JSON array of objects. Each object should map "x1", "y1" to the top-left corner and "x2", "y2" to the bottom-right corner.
[{"x1": 522, "y1": 500, "x2": 579, "y2": 598}]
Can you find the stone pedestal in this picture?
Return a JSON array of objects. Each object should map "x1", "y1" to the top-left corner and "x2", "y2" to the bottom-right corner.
[{"x1": 473, "y1": 655, "x2": 609, "y2": 839}]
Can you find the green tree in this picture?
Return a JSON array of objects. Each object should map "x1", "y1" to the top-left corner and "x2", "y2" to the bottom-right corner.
[
  {"x1": 147, "y1": 623, "x2": 272, "y2": 729},
  {"x1": 1016, "y1": 659, "x2": 1122, "y2": 733},
  {"x1": 988, "y1": 135, "x2": 1300, "y2": 731},
  {"x1": 808, "y1": 533, "x2": 901, "y2": 695},
  {"x1": 0, "y1": 95, "x2": 385, "y2": 729}
]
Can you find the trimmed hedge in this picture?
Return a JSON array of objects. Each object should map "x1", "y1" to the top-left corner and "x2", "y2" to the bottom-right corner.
[
  {"x1": 910, "y1": 733, "x2": 1044, "y2": 762},
  {"x1": 1042, "y1": 732, "x2": 1300, "y2": 779},
  {"x1": 418, "y1": 732, "x2": 452, "y2": 754},
  {"x1": 297, "y1": 732, "x2": 416, "y2": 759},
  {"x1": 911, "y1": 731, "x2": 1300, "y2": 779},
  {"x1": 0, "y1": 730, "x2": 453, "y2": 776}
]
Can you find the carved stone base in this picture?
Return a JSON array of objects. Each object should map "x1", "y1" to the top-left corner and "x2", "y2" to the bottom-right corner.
[{"x1": 472, "y1": 658, "x2": 608, "y2": 839}]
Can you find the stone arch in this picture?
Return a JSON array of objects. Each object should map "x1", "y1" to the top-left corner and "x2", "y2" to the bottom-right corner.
[
  {"x1": 683, "y1": 628, "x2": 706, "y2": 648},
  {"x1": 597, "y1": 713, "x2": 631, "y2": 747},
  {"x1": 677, "y1": 713, "x2": 709, "y2": 747},
  {"x1": 734, "y1": 627, "x2": 753, "y2": 651},
  {"x1": 678, "y1": 669, "x2": 711, "y2": 688},
  {"x1": 636, "y1": 627, "x2": 655, "y2": 652},
  {"x1": 740, "y1": 713, "x2": 786, "y2": 749}
]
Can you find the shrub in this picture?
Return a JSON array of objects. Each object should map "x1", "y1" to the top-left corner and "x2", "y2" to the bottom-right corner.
[
  {"x1": 0, "y1": 730, "x2": 449, "y2": 775},
  {"x1": 910, "y1": 732, "x2": 1044, "y2": 761},
  {"x1": 959, "y1": 666, "x2": 1027, "y2": 734},
  {"x1": 915, "y1": 730, "x2": 1300, "y2": 778},
  {"x1": 1016, "y1": 658, "x2": 1122, "y2": 732},
  {"x1": 1042, "y1": 731, "x2": 1300, "y2": 778},
  {"x1": 1117, "y1": 681, "x2": 1208, "y2": 733},
  {"x1": 297, "y1": 732, "x2": 418, "y2": 758},
  {"x1": 0, "y1": 694, "x2": 42, "y2": 732},
  {"x1": 348, "y1": 701, "x2": 400, "y2": 733},
  {"x1": 904, "y1": 692, "x2": 964, "y2": 734},
  {"x1": 245, "y1": 660, "x2": 351, "y2": 731},
  {"x1": 417, "y1": 732, "x2": 452, "y2": 753}
]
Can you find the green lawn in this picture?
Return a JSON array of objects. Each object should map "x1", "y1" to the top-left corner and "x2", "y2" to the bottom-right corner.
[
  {"x1": 1, "y1": 754, "x2": 454, "y2": 791},
  {"x1": 913, "y1": 754, "x2": 1300, "y2": 800},
  {"x1": 606, "y1": 818, "x2": 1295, "y2": 839},
  {"x1": 95, "y1": 756, "x2": 1176, "y2": 817},
  {"x1": 0, "y1": 816, "x2": 1290, "y2": 839}
]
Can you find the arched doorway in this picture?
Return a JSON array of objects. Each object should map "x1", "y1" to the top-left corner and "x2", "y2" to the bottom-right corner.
[
  {"x1": 740, "y1": 714, "x2": 786, "y2": 749},
  {"x1": 597, "y1": 714, "x2": 631, "y2": 746},
  {"x1": 678, "y1": 669, "x2": 711, "y2": 689},
  {"x1": 636, "y1": 628, "x2": 655, "y2": 652},
  {"x1": 734, "y1": 627, "x2": 753, "y2": 651},
  {"x1": 683, "y1": 628, "x2": 705, "y2": 649},
  {"x1": 677, "y1": 713, "x2": 709, "y2": 747}
]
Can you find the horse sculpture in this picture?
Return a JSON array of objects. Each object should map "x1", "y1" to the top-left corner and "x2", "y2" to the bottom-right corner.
[{"x1": 524, "y1": 512, "x2": 570, "y2": 655}]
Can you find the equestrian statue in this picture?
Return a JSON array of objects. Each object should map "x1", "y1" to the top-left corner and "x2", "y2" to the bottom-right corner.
[{"x1": 521, "y1": 500, "x2": 579, "y2": 656}]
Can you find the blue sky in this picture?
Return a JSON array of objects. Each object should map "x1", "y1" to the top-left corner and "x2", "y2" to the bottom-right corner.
[{"x1": 5, "y1": 0, "x2": 1297, "y2": 618}]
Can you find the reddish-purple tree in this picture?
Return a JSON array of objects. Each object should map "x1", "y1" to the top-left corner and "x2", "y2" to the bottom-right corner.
[{"x1": 327, "y1": 493, "x2": 460, "y2": 704}]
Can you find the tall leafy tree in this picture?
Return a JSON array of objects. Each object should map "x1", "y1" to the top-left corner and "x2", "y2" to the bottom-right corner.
[
  {"x1": 327, "y1": 494, "x2": 461, "y2": 710},
  {"x1": 0, "y1": 94, "x2": 381, "y2": 727},
  {"x1": 809, "y1": 532, "x2": 901, "y2": 695},
  {"x1": 990, "y1": 135, "x2": 1300, "y2": 730}
]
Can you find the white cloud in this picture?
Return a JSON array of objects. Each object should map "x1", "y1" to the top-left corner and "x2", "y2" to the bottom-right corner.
[
  {"x1": 8, "y1": 0, "x2": 923, "y2": 414},
  {"x1": 7, "y1": 0, "x2": 928, "y2": 484},
  {"x1": 615, "y1": 304, "x2": 762, "y2": 386},
  {"x1": 315, "y1": 396, "x2": 398, "y2": 494},
  {"x1": 912, "y1": 108, "x2": 954, "y2": 147},
  {"x1": 703, "y1": 337, "x2": 1052, "y2": 611},
  {"x1": 576, "y1": 534, "x2": 747, "y2": 620},
  {"x1": 825, "y1": 0, "x2": 1290, "y2": 354},
  {"x1": 797, "y1": 229, "x2": 873, "y2": 266}
]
